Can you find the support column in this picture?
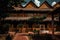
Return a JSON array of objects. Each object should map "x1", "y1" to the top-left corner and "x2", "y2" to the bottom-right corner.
[
  {"x1": 9, "y1": 24, "x2": 14, "y2": 32},
  {"x1": 59, "y1": 13, "x2": 60, "y2": 22},
  {"x1": 51, "y1": 13, "x2": 54, "y2": 35},
  {"x1": 45, "y1": 23, "x2": 47, "y2": 30},
  {"x1": 59, "y1": 12, "x2": 60, "y2": 27}
]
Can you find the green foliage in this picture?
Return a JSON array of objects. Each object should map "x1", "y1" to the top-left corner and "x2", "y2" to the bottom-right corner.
[
  {"x1": 0, "y1": 13, "x2": 10, "y2": 20},
  {"x1": 17, "y1": 24, "x2": 23, "y2": 28},
  {"x1": 54, "y1": 23, "x2": 59, "y2": 26},
  {"x1": 33, "y1": 29, "x2": 37, "y2": 33},
  {"x1": 7, "y1": 0, "x2": 26, "y2": 7},
  {"x1": 28, "y1": 15, "x2": 46, "y2": 22},
  {"x1": 3, "y1": 23, "x2": 10, "y2": 28}
]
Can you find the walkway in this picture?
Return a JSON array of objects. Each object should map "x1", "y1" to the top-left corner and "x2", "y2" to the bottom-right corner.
[{"x1": 13, "y1": 33, "x2": 29, "y2": 40}]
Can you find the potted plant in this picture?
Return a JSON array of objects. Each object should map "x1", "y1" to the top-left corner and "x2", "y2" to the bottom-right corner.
[
  {"x1": 17, "y1": 24, "x2": 23, "y2": 32},
  {"x1": 3, "y1": 23, "x2": 10, "y2": 33}
]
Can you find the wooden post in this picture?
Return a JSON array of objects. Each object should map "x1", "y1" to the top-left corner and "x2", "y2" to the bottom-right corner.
[
  {"x1": 51, "y1": 14, "x2": 54, "y2": 35},
  {"x1": 9, "y1": 24, "x2": 13, "y2": 32},
  {"x1": 59, "y1": 13, "x2": 60, "y2": 22}
]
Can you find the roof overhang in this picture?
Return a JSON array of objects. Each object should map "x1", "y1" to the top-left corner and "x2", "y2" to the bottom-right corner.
[
  {"x1": 13, "y1": 7, "x2": 53, "y2": 11},
  {"x1": 5, "y1": 17, "x2": 32, "y2": 21}
]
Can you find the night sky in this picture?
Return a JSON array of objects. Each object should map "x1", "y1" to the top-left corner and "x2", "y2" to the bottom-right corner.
[{"x1": 21, "y1": 0, "x2": 60, "y2": 7}]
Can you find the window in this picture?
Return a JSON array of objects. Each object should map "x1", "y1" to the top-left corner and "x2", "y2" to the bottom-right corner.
[{"x1": 54, "y1": 14, "x2": 59, "y2": 21}]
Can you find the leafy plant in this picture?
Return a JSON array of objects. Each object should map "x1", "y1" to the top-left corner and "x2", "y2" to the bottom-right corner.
[
  {"x1": 0, "y1": 13, "x2": 10, "y2": 20},
  {"x1": 28, "y1": 15, "x2": 46, "y2": 23},
  {"x1": 3, "y1": 23, "x2": 10, "y2": 28},
  {"x1": 17, "y1": 24, "x2": 23, "y2": 28},
  {"x1": 33, "y1": 29, "x2": 37, "y2": 33},
  {"x1": 7, "y1": 0, "x2": 26, "y2": 7},
  {"x1": 3, "y1": 23, "x2": 10, "y2": 33}
]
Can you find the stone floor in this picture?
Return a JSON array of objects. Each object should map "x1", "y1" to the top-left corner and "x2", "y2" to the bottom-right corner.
[
  {"x1": 13, "y1": 33, "x2": 30, "y2": 40},
  {"x1": 0, "y1": 33, "x2": 60, "y2": 40},
  {"x1": 0, "y1": 34, "x2": 6, "y2": 40}
]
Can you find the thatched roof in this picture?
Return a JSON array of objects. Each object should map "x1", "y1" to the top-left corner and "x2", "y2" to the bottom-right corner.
[
  {"x1": 53, "y1": 2, "x2": 60, "y2": 8},
  {"x1": 12, "y1": 1, "x2": 53, "y2": 11}
]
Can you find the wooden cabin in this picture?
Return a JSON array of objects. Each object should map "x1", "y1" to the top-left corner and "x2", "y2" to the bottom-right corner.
[{"x1": 1, "y1": 1, "x2": 60, "y2": 34}]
